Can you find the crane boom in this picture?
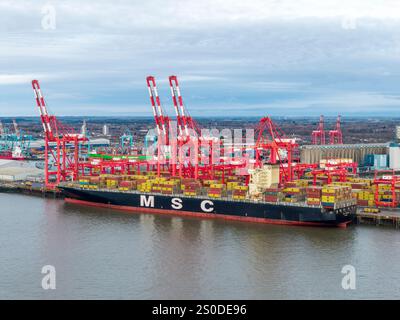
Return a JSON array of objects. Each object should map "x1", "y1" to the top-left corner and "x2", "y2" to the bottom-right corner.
[
  {"x1": 146, "y1": 76, "x2": 168, "y2": 137},
  {"x1": 168, "y1": 75, "x2": 185, "y2": 137},
  {"x1": 169, "y1": 75, "x2": 189, "y2": 137},
  {"x1": 168, "y1": 75, "x2": 201, "y2": 139},
  {"x1": 12, "y1": 120, "x2": 20, "y2": 137},
  {"x1": 32, "y1": 79, "x2": 55, "y2": 141}
]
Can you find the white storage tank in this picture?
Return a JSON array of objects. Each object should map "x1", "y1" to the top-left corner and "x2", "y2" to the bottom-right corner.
[
  {"x1": 396, "y1": 126, "x2": 400, "y2": 141},
  {"x1": 389, "y1": 143, "x2": 400, "y2": 169},
  {"x1": 373, "y1": 154, "x2": 388, "y2": 169}
]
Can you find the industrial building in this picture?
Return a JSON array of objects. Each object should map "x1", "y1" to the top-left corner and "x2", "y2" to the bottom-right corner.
[
  {"x1": 0, "y1": 160, "x2": 43, "y2": 182},
  {"x1": 300, "y1": 143, "x2": 389, "y2": 165},
  {"x1": 29, "y1": 138, "x2": 110, "y2": 150}
]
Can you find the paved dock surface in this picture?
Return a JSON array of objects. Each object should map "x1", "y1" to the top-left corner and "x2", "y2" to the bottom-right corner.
[
  {"x1": 0, "y1": 182, "x2": 62, "y2": 198},
  {"x1": 357, "y1": 208, "x2": 400, "y2": 228}
]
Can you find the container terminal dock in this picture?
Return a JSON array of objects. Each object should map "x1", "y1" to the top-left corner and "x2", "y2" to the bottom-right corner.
[{"x1": 1, "y1": 77, "x2": 400, "y2": 228}]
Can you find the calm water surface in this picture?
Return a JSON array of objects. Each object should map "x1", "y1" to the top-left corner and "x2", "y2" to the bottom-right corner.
[{"x1": 0, "y1": 193, "x2": 399, "y2": 299}]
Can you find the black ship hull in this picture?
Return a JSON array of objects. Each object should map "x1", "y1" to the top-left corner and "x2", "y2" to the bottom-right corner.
[{"x1": 60, "y1": 187, "x2": 357, "y2": 227}]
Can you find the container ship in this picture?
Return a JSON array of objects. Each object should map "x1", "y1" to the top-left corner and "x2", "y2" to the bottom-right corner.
[
  {"x1": 0, "y1": 147, "x2": 27, "y2": 161},
  {"x1": 31, "y1": 77, "x2": 359, "y2": 227},
  {"x1": 0, "y1": 152, "x2": 25, "y2": 160},
  {"x1": 60, "y1": 168, "x2": 357, "y2": 228}
]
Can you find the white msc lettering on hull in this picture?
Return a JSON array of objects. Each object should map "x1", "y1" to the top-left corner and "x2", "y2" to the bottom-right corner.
[
  {"x1": 201, "y1": 200, "x2": 214, "y2": 212},
  {"x1": 171, "y1": 198, "x2": 183, "y2": 210},
  {"x1": 140, "y1": 195, "x2": 154, "y2": 207}
]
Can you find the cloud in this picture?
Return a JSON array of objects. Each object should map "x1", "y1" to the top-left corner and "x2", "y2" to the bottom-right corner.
[
  {"x1": 1, "y1": 1, "x2": 400, "y2": 116},
  {"x1": 242, "y1": 81, "x2": 311, "y2": 92},
  {"x1": 3, "y1": 1, "x2": 400, "y2": 31},
  {"x1": 0, "y1": 73, "x2": 57, "y2": 85},
  {"x1": 186, "y1": 91, "x2": 400, "y2": 116}
]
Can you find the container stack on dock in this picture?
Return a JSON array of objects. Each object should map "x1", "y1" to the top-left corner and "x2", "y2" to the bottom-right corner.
[
  {"x1": 356, "y1": 189, "x2": 375, "y2": 207},
  {"x1": 373, "y1": 184, "x2": 400, "y2": 205}
]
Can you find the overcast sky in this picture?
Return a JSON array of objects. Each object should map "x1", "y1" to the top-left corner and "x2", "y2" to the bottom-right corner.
[{"x1": 1, "y1": 0, "x2": 400, "y2": 117}]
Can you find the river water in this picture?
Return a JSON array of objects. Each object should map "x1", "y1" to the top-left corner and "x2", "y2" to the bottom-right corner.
[{"x1": 0, "y1": 193, "x2": 399, "y2": 299}]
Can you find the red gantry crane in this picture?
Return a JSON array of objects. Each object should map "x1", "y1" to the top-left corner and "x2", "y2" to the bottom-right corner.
[
  {"x1": 146, "y1": 76, "x2": 172, "y2": 176},
  {"x1": 312, "y1": 115, "x2": 325, "y2": 145},
  {"x1": 144, "y1": 75, "x2": 248, "y2": 182},
  {"x1": 373, "y1": 170, "x2": 400, "y2": 208},
  {"x1": 310, "y1": 159, "x2": 357, "y2": 186},
  {"x1": 168, "y1": 75, "x2": 245, "y2": 182},
  {"x1": 329, "y1": 115, "x2": 343, "y2": 144},
  {"x1": 254, "y1": 116, "x2": 298, "y2": 184},
  {"x1": 168, "y1": 75, "x2": 202, "y2": 178},
  {"x1": 32, "y1": 80, "x2": 87, "y2": 188}
]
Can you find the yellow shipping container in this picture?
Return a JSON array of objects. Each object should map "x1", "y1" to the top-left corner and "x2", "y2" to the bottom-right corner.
[
  {"x1": 208, "y1": 193, "x2": 222, "y2": 198},
  {"x1": 283, "y1": 188, "x2": 300, "y2": 193},
  {"x1": 184, "y1": 191, "x2": 197, "y2": 196},
  {"x1": 234, "y1": 185, "x2": 248, "y2": 191},
  {"x1": 322, "y1": 195, "x2": 336, "y2": 202},
  {"x1": 210, "y1": 184, "x2": 224, "y2": 189},
  {"x1": 368, "y1": 200, "x2": 375, "y2": 206},
  {"x1": 227, "y1": 182, "x2": 239, "y2": 190}
]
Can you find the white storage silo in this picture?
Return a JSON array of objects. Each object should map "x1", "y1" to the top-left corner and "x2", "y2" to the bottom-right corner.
[
  {"x1": 396, "y1": 126, "x2": 400, "y2": 141},
  {"x1": 102, "y1": 124, "x2": 110, "y2": 136},
  {"x1": 373, "y1": 154, "x2": 388, "y2": 169},
  {"x1": 389, "y1": 143, "x2": 400, "y2": 169}
]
